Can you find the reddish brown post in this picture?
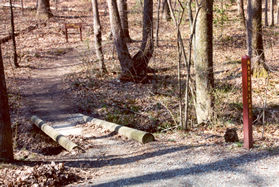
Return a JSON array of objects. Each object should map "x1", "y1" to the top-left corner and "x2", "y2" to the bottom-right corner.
[{"x1": 241, "y1": 55, "x2": 253, "y2": 149}]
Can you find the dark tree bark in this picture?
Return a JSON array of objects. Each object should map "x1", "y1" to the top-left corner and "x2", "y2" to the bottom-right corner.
[
  {"x1": 107, "y1": 0, "x2": 134, "y2": 75},
  {"x1": 9, "y1": 0, "x2": 19, "y2": 68},
  {"x1": 155, "y1": 0, "x2": 161, "y2": 47},
  {"x1": 117, "y1": 0, "x2": 132, "y2": 42},
  {"x1": 107, "y1": 0, "x2": 153, "y2": 82},
  {"x1": 21, "y1": 0, "x2": 24, "y2": 15},
  {"x1": 162, "y1": 0, "x2": 171, "y2": 21},
  {"x1": 265, "y1": 0, "x2": 268, "y2": 26},
  {"x1": 270, "y1": 0, "x2": 275, "y2": 26},
  {"x1": 237, "y1": 0, "x2": 246, "y2": 27},
  {"x1": 277, "y1": 1, "x2": 279, "y2": 24},
  {"x1": 194, "y1": 0, "x2": 214, "y2": 124},
  {"x1": 37, "y1": 0, "x2": 53, "y2": 18},
  {"x1": 92, "y1": 0, "x2": 107, "y2": 74},
  {"x1": 0, "y1": 45, "x2": 14, "y2": 162},
  {"x1": 247, "y1": 0, "x2": 266, "y2": 73},
  {"x1": 132, "y1": 0, "x2": 154, "y2": 74}
]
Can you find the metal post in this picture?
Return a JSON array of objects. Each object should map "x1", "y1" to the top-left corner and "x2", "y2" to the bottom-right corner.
[{"x1": 241, "y1": 55, "x2": 253, "y2": 149}]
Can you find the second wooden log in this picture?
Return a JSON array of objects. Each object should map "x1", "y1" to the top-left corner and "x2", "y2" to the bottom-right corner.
[{"x1": 81, "y1": 115, "x2": 155, "y2": 144}]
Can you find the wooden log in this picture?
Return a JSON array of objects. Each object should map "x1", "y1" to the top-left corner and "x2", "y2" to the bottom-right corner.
[
  {"x1": 0, "y1": 34, "x2": 18, "y2": 44},
  {"x1": 81, "y1": 115, "x2": 155, "y2": 144},
  {"x1": 0, "y1": 24, "x2": 39, "y2": 44},
  {"x1": 31, "y1": 116, "x2": 78, "y2": 152}
]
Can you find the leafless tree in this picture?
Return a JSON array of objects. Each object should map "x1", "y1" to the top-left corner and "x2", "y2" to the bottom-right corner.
[
  {"x1": 107, "y1": 0, "x2": 153, "y2": 82},
  {"x1": 247, "y1": 0, "x2": 266, "y2": 73},
  {"x1": 37, "y1": 0, "x2": 53, "y2": 18},
  {"x1": 117, "y1": 0, "x2": 132, "y2": 42},
  {"x1": 270, "y1": 0, "x2": 275, "y2": 26},
  {"x1": 265, "y1": 0, "x2": 268, "y2": 26},
  {"x1": 194, "y1": 0, "x2": 214, "y2": 124},
  {"x1": 237, "y1": 0, "x2": 246, "y2": 27},
  {"x1": 92, "y1": 0, "x2": 107, "y2": 74},
  {"x1": 0, "y1": 45, "x2": 14, "y2": 162},
  {"x1": 9, "y1": 0, "x2": 19, "y2": 68},
  {"x1": 162, "y1": 0, "x2": 171, "y2": 21}
]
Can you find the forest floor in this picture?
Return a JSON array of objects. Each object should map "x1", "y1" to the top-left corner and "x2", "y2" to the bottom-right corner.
[{"x1": 1, "y1": 0, "x2": 279, "y2": 186}]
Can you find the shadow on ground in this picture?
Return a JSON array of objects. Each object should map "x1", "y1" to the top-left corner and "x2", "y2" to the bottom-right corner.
[{"x1": 90, "y1": 146, "x2": 279, "y2": 187}]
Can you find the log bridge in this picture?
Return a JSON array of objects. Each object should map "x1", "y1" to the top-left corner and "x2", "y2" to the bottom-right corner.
[{"x1": 64, "y1": 23, "x2": 83, "y2": 42}]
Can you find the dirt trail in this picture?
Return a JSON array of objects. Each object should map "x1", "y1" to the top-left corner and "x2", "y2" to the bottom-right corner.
[{"x1": 21, "y1": 47, "x2": 82, "y2": 122}]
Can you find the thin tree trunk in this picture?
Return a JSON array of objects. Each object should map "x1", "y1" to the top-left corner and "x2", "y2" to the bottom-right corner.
[
  {"x1": 237, "y1": 0, "x2": 246, "y2": 27},
  {"x1": 162, "y1": 0, "x2": 171, "y2": 21},
  {"x1": 132, "y1": 0, "x2": 154, "y2": 76},
  {"x1": 92, "y1": 0, "x2": 107, "y2": 74},
  {"x1": 270, "y1": 0, "x2": 275, "y2": 26},
  {"x1": 185, "y1": 0, "x2": 201, "y2": 129},
  {"x1": 155, "y1": 0, "x2": 161, "y2": 47},
  {"x1": 107, "y1": 0, "x2": 154, "y2": 81},
  {"x1": 253, "y1": 0, "x2": 265, "y2": 63},
  {"x1": 107, "y1": 0, "x2": 134, "y2": 76},
  {"x1": 21, "y1": 0, "x2": 24, "y2": 15},
  {"x1": 248, "y1": 0, "x2": 267, "y2": 73},
  {"x1": 117, "y1": 0, "x2": 132, "y2": 42},
  {"x1": 166, "y1": 0, "x2": 189, "y2": 128},
  {"x1": 247, "y1": 0, "x2": 253, "y2": 57},
  {"x1": 277, "y1": 1, "x2": 279, "y2": 24},
  {"x1": 0, "y1": 44, "x2": 14, "y2": 162},
  {"x1": 9, "y1": 0, "x2": 19, "y2": 68},
  {"x1": 265, "y1": 0, "x2": 268, "y2": 26},
  {"x1": 194, "y1": 0, "x2": 214, "y2": 124},
  {"x1": 37, "y1": 0, "x2": 53, "y2": 18}
]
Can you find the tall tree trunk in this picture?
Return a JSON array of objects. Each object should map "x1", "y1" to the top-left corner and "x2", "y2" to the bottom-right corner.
[
  {"x1": 0, "y1": 45, "x2": 14, "y2": 162},
  {"x1": 107, "y1": 0, "x2": 135, "y2": 77},
  {"x1": 37, "y1": 0, "x2": 53, "y2": 18},
  {"x1": 194, "y1": 0, "x2": 214, "y2": 124},
  {"x1": 21, "y1": 0, "x2": 24, "y2": 15},
  {"x1": 247, "y1": 0, "x2": 253, "y2": 57},
  {"x1": 117, "y1": 0, "x2": 132, "y2": 42},
  {"x1": 277, "y1": 0, "x2": 279, "y2": 24},
  {"x1": 270, "y1": 0, "x2": 275, "y2": 26},
  {"x1": 247, "y1": 0, "x2": 265, "y2": 71},
  {"x1": 55, "y1": 0, "x2": 58, "y2": 11},
  {"x1": 265, "y1": 0, "x2": 268, "y2": 26},
  {"x1": 132, "y1": 0, "x2": 154, "y2": 75},
  {"x1": 237, "y1": 0, "x2": 246, "y2": 27},
  {"x1": 107, "y1": 0, "x2": 153, "y2": 82},
  {"x1": 155, "y1": 0, "x2": 161, "y2": 47},
  {"x1": 9, "y1": 0, "x2": 19, "y2": 68},
  {"x1": 92, "y1": 0, "x2": 107, "y2": 74},
  {"x1": 162, "y1": 0, "x2": 171, "y2": 21}
]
